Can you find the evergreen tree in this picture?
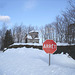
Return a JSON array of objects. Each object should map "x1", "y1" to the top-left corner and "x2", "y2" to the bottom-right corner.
[{"x1": 3, "y1": 30, "x2": 14, "y2": 48}]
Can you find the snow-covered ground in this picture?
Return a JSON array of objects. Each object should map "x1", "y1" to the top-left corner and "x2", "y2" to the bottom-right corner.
[
  {"x1": 0, "y1": 47, "x2": 75, "y2": 75},
  {"x1": 0, "y1": 51, "x2": 3, "y2": 54}
]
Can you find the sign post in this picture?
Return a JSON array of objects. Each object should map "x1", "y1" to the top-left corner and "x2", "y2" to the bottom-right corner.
[
  {"x1": 43, "y1": 40, "x2": 57, "y2": 66},
  {"x1": 49, "y1": 54, "x2": 50, "y2": 66}
]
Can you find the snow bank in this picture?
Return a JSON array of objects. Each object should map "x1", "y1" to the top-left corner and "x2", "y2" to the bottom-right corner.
[
  {"x1": 57, "y1": 42, "x2": 75, "y2": 46},
  {"x1": 10, "y1": 42, "x2": 75, "y2": 47},
  {"x1": 11, "y1": 43, "x2": 42, "y2": 46},
  {"x1": 0, "y1": 47, "x2": 75, "y2": 75},
  {"x1": 57, "y1": 42, "x2": 69, "y2": 46}
]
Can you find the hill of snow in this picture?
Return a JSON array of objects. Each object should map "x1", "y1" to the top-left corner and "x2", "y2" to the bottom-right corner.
[{"x1": 0, "y1": 47, "x2": 75, "y2": 75}]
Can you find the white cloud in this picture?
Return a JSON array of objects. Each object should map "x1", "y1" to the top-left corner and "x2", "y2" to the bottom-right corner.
[
  {"x1": 0, "y1": 15, "x2": 10, "y2": 22},
  {"x1": 25, "y1": 0, "x2": 37, "y2": 9}
]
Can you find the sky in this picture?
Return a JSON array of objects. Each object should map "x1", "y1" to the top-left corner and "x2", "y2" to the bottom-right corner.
[{"x1": 0, "y1": 0, "x2": 69, "y2": 28}]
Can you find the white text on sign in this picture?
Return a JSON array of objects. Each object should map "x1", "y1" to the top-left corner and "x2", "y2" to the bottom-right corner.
[{"x1": 43, "y1": 44, "x2": 57, "y2": 49}]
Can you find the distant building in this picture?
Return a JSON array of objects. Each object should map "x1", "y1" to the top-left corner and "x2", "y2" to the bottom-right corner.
[
  {"x1": 0, "y1": 36, "x2": 2, "y2": 49},
  {"x1": 65, "y1": 23, "x2": 75, "y2": 44},
  {"x1": 26, "y1": 30, "x2": 39, "y2": 43},
  {"x1": 68, "y1": 24, "x2": 75, "y2": 43}
]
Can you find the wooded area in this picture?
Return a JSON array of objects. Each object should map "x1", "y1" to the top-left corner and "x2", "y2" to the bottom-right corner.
[{"x1": 0, "y1": 1, "x2": 75, "y2": 49}]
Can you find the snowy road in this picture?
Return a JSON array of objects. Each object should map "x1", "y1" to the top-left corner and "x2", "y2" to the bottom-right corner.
[{"x1": 0, "y1": 47, "x2": 75, "y2": 75}]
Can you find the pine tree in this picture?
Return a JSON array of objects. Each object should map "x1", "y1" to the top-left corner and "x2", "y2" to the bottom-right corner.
[{"x1": 3, "y1": 30, "x2": 14, "y2": 48}]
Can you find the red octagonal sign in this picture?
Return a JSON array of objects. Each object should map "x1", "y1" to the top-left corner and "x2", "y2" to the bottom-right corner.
[{"x1": 43, "y1": 40, "x2": 57, "y2": 54}]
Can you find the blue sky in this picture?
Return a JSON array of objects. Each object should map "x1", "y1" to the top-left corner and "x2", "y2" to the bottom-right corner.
[{"x1": 0, "y1": 0, "x2": 68, "y2": 27}]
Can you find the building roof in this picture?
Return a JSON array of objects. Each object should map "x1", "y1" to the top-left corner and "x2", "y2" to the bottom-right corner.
[
  {"x1": 27, "y1": 35, "x2": 32, "y2": 39},
  {"x1": 29, "y1": 30, "x2": 38, "y2": 33},
  {"x1": 35, "y1": 38, "x2": 39, "y2": 39}
]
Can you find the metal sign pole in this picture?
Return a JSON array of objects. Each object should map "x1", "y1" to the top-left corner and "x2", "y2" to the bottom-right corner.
[
  {"x1": 43, "y1": 40, "x2": 57, "y2": 66},
  {"x1": 49, "y1": 54, "x2": 50, "y2": 66}
]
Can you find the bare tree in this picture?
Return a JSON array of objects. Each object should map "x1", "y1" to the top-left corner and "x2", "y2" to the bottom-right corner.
[
  {"x1": 27, "y1": 25, "x2": 34, "y2": 34},
  {"x1": 0, "y1": 23, "x2": 7, "y2": 49},
  {"x1": 55, "y1": 16, "x2": 66, "y2": 43},
  {"x1": 40, "y1": 26, "x2": 45, "y2": 43},
  {"x1": 12, "y1": 24, "x2": 23, "y2": 43},
  {"x1": 12, "y1": 24, "x2": 35, "y2": 43},
  {"x1": 41, "y1": 24, "x2": 55, "y2": 41},
  {"x1": 1, "y1": 23, "x2": 7, "y2": 37},
  {"x1": 61, "y1": 0, "x2": 75, "y2": 43}
]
